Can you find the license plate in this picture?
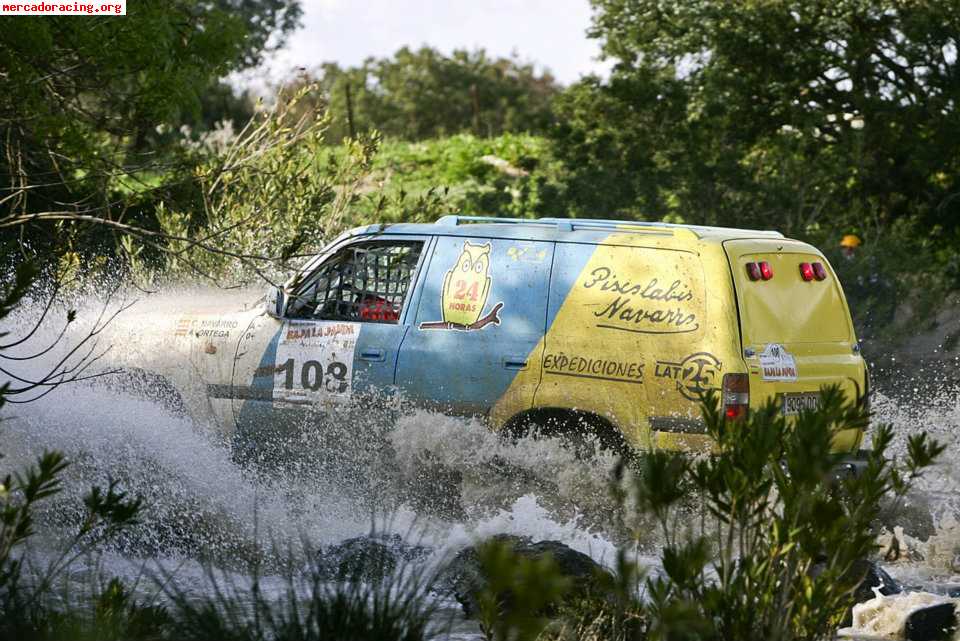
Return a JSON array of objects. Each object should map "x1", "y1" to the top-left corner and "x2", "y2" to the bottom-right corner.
[{"x1": 782, "y1": 393, "x2": 820, "y2": 416}]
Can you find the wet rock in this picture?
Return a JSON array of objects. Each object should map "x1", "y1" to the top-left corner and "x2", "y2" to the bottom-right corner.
[
  {"x1": 910, "y1": 582, "x2": 960, "y2": 599},
  {"x1": 879, "y1": 494, "x2": 937, "y2": 543},
  {"x1": 318, "y1": 533, "x2": 431, "y2": 581},
  {"x1": 839, "y1": 559, "x2": 903, "y2": 626},
  {"x1": 904, "y1": 601, "x2": 957, "y2": 641},
  {"x1": 438, "y1": 534, "x2": 611, "y2": 618},
  {"x1": 852, "y1": 559, "x2": 903, "y2": 604}
]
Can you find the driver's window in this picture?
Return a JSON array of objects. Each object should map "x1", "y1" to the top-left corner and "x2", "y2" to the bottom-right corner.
[{"x1": 287, "y1": 241, "x2": 423, "y2": 323}]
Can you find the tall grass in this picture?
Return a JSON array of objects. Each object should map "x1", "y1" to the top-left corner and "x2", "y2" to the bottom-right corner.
[{"x1": 160, "y1": 555, "x2": 443, "y2": 641}]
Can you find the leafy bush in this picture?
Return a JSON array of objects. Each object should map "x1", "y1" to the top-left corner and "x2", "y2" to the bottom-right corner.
[
  {"x1": 473, "y1": 539, "x2": 573, "y2": 641},
  {"x1": 628, "y1": 388, "x2": 940, "y2": 640},
  {"x1": 149, "y1": 86, "x2": 372, "y2": 285},
  {"x1": 354, "y1": 133, "x2": 568, "y2": 223},
  {"x1": 477, "y1": 388, "x2": 942, "y2": 641},
  {"x1": 0, "y1": 452, "x2": 144, "y2": 639}
]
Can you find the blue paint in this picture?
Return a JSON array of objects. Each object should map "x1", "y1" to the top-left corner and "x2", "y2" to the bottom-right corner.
[
  {"x1": 352, "y1": 323, "x2": 409, "y2": 394},
  {"x1": 395, "y1": 235, "x2": 554, "y2": 415},
  {"x1": 546, "y1": 242, "x2": 604, "y2": 329}
]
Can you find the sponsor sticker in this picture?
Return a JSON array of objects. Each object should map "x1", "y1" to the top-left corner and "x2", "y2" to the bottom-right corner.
[
  {"x1": 420, "y1": 241, "x2": 504, "y2": 331},
  {"x1": 655, "y1": 352, "x2": 722, "y2": 401},
  {"x1": 543, "y1": 352, "x2": 644, "y2": 385},
  {"x1": 759, "y1": 343, "x2": 798, "y2": 381},
  {"x1": 174, "y1": 316, "x2": 238, "y2": 339},
  {"x1": 273, "y1": 320, "x2": 358, "y2": 407}
]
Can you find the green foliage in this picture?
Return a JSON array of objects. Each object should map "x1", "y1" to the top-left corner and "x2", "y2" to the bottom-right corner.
[
  {"x1": 21, "y1": 577, "x2": 171, "y2": 641},
  {"x1": 814, "y1": 217, "x2": 960, "y2": 341},
  {"x1": 163, "y1": 552, "x2": 438, "y2": 641},
  {"x1": 567, "y1": 0, "x2": 960, "y2": 234},
  {"x1": 546, "y1": 0, "x2": 960, "y2": 332},
  {"x1": 355, "y1": 133, "x2": 567, "y2": 223},
  {"x1": 474, "y1": 539, "x2": 573, "y2": 641},
  {"x1": 618, "y1": 388, "x2": 942, "y2": 641},
  {"x1": 150, "y1": 85, "x2": 458, "y2": 285},
  {"x1": 287, "y1": 46, "x2": 560, "y2": 142},
  {"x1": 0, "y1": 457, "x2": 144, "y2": 639},
  {"x1": 0, "y1": 261, "x2": 38, "y2": 346},
  {"x1": 153, "y1": 85, "x2": 367, "y2": 283},
  {"x1": 476, "y1": 390, "x2": 942, "y2": 641},
  {"x1": 0, "y1": 2, "x2": 301, "y2": 275}
]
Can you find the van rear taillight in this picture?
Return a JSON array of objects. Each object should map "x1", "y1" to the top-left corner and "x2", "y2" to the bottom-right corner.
[
  {"x1": 759, "y1": 261, "x2": 773, "y2": 280},
  {"x1": 812, "y1": 262, "x2": 828, "y2": 280},
  {"x1": 746, "y1": 262, "x2": 762, "y2": 281},
  {"x1": 799, "y1": 262, "x2": 815, "y2": 281},
  {"x1": 722, "y1": 373, "x2": 750, "y2": 421}
]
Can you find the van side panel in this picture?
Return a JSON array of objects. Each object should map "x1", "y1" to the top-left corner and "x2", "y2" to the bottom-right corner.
[
  {"x1": 647, "y1": 244, "x2": 742, "y2": 450},
  {"x1": 397, "y1": 236, "x2": 553, "y2": 416},
  {"x1": 495, "y1": 233, "x2": 739, "y2": 450},
  {"x1": 488, "y1": 241, "x2": 594, "y2": 427}
]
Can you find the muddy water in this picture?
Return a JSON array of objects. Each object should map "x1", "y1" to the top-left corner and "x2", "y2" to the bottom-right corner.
[{"x1": 2, "y1": 287, "x2": 959, "y2": 639}]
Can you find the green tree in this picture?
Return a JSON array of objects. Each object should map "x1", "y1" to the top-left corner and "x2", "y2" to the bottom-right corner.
[
  {"x1": 285, "y1": 46, "x2": 560, "y2": 142},
  {"x1": 554, "y1": 0, "x2": 960, "y2": 237},
  {"x1": 0, "y1": 1, "x2": 301, "y2": 265}
]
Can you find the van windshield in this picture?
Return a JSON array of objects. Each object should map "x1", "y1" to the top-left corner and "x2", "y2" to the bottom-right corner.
[{"x1": 732, "y1": 251, "x2": 852, "y2": 345}]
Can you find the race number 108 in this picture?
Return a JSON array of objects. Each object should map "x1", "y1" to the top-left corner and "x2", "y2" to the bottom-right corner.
[{"x1": 276, "y1": 358, "x2": 348, "y2": 394}]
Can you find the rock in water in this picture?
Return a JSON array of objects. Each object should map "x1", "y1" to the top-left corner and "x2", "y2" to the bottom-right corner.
[
  {"x1": 318, "y1": 533, "x2": 431, "y2": 581},
  {"x1": 904, "y1": 602, "x2": 957, "y2": 641},
  {"x1": 837, "y1": 559, "x2": 903, "y2": 626},
  {"x1": 850, "y1": 591, "x2": 956, "y2": 639},
  {"x1": 852, "y1": 559, "x2": 903, "y2": 604},
  {"x1": 439, "y1": 534, "x2": 611, "y2": 618},
  {"x1": 879, "y1": 493, "x2": 937, "y2": 543}
]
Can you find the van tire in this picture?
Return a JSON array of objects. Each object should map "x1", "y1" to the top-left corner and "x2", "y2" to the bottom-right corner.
[{"x1": 503, "y1": 409, "x2": 630, "y2": 460}]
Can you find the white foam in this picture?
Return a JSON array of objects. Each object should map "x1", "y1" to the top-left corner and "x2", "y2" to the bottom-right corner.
[{"x1": 840, "y1": 591, "x2": 956, "y2": 639}]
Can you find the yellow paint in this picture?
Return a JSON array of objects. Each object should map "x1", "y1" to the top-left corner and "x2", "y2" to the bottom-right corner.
[
  {"x1": 492, "y1": 234, "x2": 867, "y2": 454},
  {"x1": 492, "y1": 233, "x2": 741, "y2": 449},
  {"x1": 727, "y1": 240, "x2": 866, "y2": 452}
]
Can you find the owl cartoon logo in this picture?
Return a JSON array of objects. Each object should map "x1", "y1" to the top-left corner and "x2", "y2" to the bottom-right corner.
[{"x1": 420, "y1": 241, "x2": 504, "y2": 331}]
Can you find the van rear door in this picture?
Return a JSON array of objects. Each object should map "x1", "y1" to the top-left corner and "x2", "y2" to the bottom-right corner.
[{"x1": 724, "y1": 239, "x2": 866, "y2": 451}]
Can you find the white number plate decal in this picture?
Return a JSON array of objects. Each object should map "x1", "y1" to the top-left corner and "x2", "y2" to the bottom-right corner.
[
  {"x1": 274, "y1": 320, "x2": 358, "y2": 407},
  {"x1": 782, "y1": 393, "x2": 820, "y2": 416},
  {"x1": 759, "y1": 343, "x2": 798, "y2": 381}
]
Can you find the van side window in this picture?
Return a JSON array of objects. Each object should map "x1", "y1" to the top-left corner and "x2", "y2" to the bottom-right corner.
[{"x1": 287, "y1": 241, "x2": 423, "y2": 323}]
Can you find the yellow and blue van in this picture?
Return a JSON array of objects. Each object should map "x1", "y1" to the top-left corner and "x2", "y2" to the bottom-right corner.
[{"x1": 133, "y1": 216, "x2": 868, "y2": 457}]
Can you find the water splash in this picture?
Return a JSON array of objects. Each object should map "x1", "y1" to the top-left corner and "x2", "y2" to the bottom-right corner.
[
  {"x1": 4, "y1": 285, "x2": 960, "y2": 641},
  {"x1": 1, "y1": 285, "x2": 625, "y2": 570}
]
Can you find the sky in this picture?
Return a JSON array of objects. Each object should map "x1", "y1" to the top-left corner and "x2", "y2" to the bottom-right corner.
[{"x1": 259, "y1": 0, "x2": 611, "y2": 86}]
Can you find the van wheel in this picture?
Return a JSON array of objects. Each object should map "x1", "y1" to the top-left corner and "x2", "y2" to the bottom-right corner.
[{"x1": 505, "y1": 410, "x2": 631, "y2": 461}]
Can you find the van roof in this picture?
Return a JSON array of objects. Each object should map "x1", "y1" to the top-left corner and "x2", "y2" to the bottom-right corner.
[{"x1": 350, "y1": 215, "x2": 785, "y2": 243}]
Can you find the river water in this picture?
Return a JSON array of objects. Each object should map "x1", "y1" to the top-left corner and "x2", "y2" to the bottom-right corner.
[{"x1": 2, "y1": 287, "x2": 959, "y2": 639}]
